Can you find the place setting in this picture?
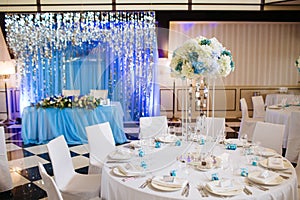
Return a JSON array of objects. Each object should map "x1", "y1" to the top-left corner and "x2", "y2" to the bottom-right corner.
[{"x1": 247, "y1": 170, "x2": 285, "y2": 186}]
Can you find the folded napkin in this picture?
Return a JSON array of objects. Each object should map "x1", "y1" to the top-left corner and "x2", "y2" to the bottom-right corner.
[
  {"x1": 156, "y1": 135, "x2": 178, "y2": 143},
  {"x1": 268, "y1": 157, "x2": 284, "y2": 169},
  {"x1": 250, "y1": 170, "x2": 278, "y2": 184},
  {"x1": 151, "y1": 176, "x2": 187, "y2": 188},
  {"x1": 116, "y1": 163, "x2": 143, "y2": 176},
  {"x1": 206, "y1": 180, "x2": 241, "y2": 193},
  {"x1": 109, "y1": 150, "x2": 132, "y2": 160}
]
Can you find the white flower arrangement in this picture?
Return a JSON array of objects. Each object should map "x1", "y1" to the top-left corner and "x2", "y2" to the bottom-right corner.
[
  {"x1": 295, "y1": 56, "x2": 300, "y2": 72},
  {"x1": 170, "y1": 36, "x2": 234, "y2": 79}
]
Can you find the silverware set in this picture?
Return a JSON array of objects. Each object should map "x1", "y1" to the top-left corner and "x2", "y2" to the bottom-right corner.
[
  {"x1": 197, "y1": 185, "x2": 209, "y2": 197},
  {"x1": 139, "y1": 177, "x2": 153, "y2": 189},
  {"x1": 181, "y1": 182, "x2": 190, "y2": 197},
  {"x1": 246, "y1": 180, "x2": 269, "y2": 191},
  {"x1": 243, "y1": 186, "x2": 252, "y2": 195}
]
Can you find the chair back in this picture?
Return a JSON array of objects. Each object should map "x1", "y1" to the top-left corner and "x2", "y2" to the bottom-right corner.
[
  {"x1": 139, "y1": 116, "x2": 168, "y2": 139},
  {"x1": 252, "y1": 122, "x2": 285, "y2": 155},
  {"x1": 0, "y1": 126, "x2": 13, "y2": 192},
  {"x1": 86, "y1": 122, "x2": 116, "y2": 166},
  {"x1": 251, "y1": 96, "x2": 265, "y2": 120},
  {"x1": 240, "y1": 98, "x2": 249, "y2": 120},
  {"x1": 46, "y1": 135, "x2": 75, "y2": 190},
  {"x1": 295, "y1": 152, "x2": 300, "y2": 187},
  {"x1": 286, "y1": 111, "x2": 300, "y2": 163},
  {"x1": 38, "y1": 162, "x2": 63, "y2": 200},
  {"x1": 90, "y1": 90, "x2": 108, "y2": 100},
  {"x1": 206, "y1": 117, "x2": 225, "y2": 138},
  {"x1": 62, "y1": 89, "x2": 80, "y2": 96}
]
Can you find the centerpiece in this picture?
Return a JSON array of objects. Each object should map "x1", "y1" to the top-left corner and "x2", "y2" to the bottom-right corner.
[
  {"x1": 170, "y1": 35, "x2": 234, "y2": 153},
  {"x1": 35, "y1": 95, "x2": 103, "y2": 109}
]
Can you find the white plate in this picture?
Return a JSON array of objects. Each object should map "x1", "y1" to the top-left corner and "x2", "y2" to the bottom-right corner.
[
  {"x1": 224, "y1": 139, "x2": 246, "y2": 147},
  {"x1": 259, "y1": 158, "x2": 292, "y2": 170},
  {"x1": 156, "y1": 135, "x2": 178, "y2": 143},
  {"x1": 151, "y1": 182, "x2": 182, "y2": 192},
  {"x1": 205, "y1": 181, "x2": 243, "y2": 196},
  {"x1": 247, "y1": 171, "x2": 284, "y2": 186},
  {"x1": 108, "y1": 150, "x2": 132, "y2": 160},
  {"x1": 112, "y1": 167, "x2": 128, "y2": 177},
  {"x1": 255, "y1": 147, "x2": 277, "y2": 157},
  {"x1": 112, "y1": 167, "x2": 142, "y2": 177},
  {"x1": 268, "y1": 105, "x2": 281, "y2": 109}
]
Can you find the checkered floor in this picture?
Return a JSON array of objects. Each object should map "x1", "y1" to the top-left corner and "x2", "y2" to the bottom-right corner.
[{"x1": 0, "y1": 118, "x2": 240, "y2": 200}]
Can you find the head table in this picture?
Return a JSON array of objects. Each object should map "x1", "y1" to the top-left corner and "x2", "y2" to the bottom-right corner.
[
  {"x1": 101, "y1": 139, "x2": 298, "y2": 200},
  {"x1": 21, "y1": 102, "x2": 128, "y2": 145}
]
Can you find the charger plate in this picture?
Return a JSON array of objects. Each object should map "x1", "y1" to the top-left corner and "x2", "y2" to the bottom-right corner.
[{"x1": 247, "y1": 171, "x2": 284, "y2": 186}]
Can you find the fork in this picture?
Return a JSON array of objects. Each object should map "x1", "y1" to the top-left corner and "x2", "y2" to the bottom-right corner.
[
  {"x1": 139, "y1": 177, "x2": 153, "y2": 189},
  {"x1": 197, "y1": 185, "x2": 209, "y2": 197},
  {"x1": 181, "y1": 182, "x2": 189, "y2": 196},
  {"x1": 246, "y1": 180, "x2": 269, "y2": 191}
]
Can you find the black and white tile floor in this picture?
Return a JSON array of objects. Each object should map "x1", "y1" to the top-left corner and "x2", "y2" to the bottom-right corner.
[{"x1": 0, "y1": 118, "x2": 240, "y2": 200}]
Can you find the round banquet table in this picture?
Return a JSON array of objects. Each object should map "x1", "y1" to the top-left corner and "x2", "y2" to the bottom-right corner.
[
  {"x1": 101, "y1": 140, "x2": 298, "y2": 200},
  {"x1": 265, "y1": 106, "x2": 300, "y2": 148}
]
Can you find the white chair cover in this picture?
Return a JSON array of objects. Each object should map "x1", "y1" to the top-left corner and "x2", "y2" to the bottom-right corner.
[
  {"x1": 86, "y1": 122, "x2": 116, "y2": 174},
  {"x1": 62, "y1": 90, "x2": 80, "y2": 96},
  {"x1": 204, "y1": 117, "x2": 225, "y2": 138},
  {"x1": 90, "y1": 90, "x2": 108, "y2": 100},
  {"x1": 252, "y1": 96, "x2": 266, "y2": 120},
  {"x1": 0, "y1": 126, "x2": 13, "y2": 192},
  {"x1": 295, "y1": 154, "x2": 300, "y2": 187},
  {"x1": 47, "y1": 135, "x2": 101, "y2": 200},
  {"x1": 239, "y1": 98, "x2": 263, "y2": 141},
  {"x1": 139, "y1": 116, "x2": 168, "y2": 139},
  {"x1": 252, "y1": 121, "x2": 285, "y2": 155},
  {"x1": 285, "y1": 111, "x2": 300, "y2": 163},
  {"x1": 38, "y1": 162, "x2": 63, "y2": 200}
]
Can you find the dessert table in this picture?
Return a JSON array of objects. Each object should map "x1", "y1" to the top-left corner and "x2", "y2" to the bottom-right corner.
[
  {"x1": 265, "y1": 106, "x2": 300, "y2": 148},
  {"x1": 21, "y1": 102, "x2": 127, "y2": 145},
  {"x1": 101, "y1": 139, "x2": 298, "y2": 200}
]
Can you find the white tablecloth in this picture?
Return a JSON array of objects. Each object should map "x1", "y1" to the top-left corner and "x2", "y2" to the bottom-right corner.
[
  {"x1": 265, "y1": 94, "x2": 299, "y2": 107},
  {"x1": 265, "y1": 106, "x2": 300, "y2": 148},
  {"x1": 101, "y1": 141, "x2": 298, "y2": 200}
]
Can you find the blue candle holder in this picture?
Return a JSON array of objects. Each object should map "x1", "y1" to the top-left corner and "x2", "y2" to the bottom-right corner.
[
  {"x1": 155, "y1": 141, "x2": 161, "y2": 148},
  {"x1": 140, "y1": 161, "x2": 147, "y2": 169},
  {"x1": 170, "y1": 170, "x2": 177, "y2": 176},
  {"x1": 211, "y1": 173, "x2": 219, "y2": 181},
  {"x1": 251, "y1": 157, "x2": 258, "y2": 166},
  {"x1": 199, "y1": 138, "x2": 205, "y2": 145},
  {"x1": 175, "y1": 140, "x2": 181, "y2": 146},
  {"x1": 226, "y1": 144, "x2": 237, "y2": 150},
  {"x1": 138, "y1": 149, "x2": 145, "y2": 157},
  {"x1": 240, "y1": 168, "x2": 248, "y2": 177}
]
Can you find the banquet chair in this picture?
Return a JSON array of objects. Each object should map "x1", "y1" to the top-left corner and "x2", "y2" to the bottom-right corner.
[
  {"x1": 239, "y1": 98, "x2": 263, "y2": 142},
  {"x1": 285, "y1": 111, "x2": 300, "y2": 164},
  {"x1": 252, "y1": 121, "x2": 285, "y2": 155},
  {"x1": 196, "y1": 117, "x2": 225, "y2": 137},
  {"x1": 62, "y1": 90, "x2": 80, "y2": 96},
  {"x1": 90, "y1": 89, "x2": 108, "y2": 100},
  {"x1": 86, "y1": 122, "x2": 116, "y2": 174},
  {"x1": 46, "y1": 135, "x2": 101, "y2": 200},
  {"x1": 251, "y1": 96, "x2": 266, "y2": 120},
  {"x1": 296, "y1": 155, "x2": 300, "y2": 188},
  {"x1": 0, "y1": 126, "x2": 13, "y2": 192},
  {"x1": 38, "y1": 162, "x2": 63, "y2": 200},
  {"x1": 139, "y1": 116, "x2": 168, "y2": 139}
]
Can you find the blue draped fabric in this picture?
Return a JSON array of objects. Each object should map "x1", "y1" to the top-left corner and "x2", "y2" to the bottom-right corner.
[
  {"x1": 10, "y1": 12, "x2": 160, "y2": 122},
  {"x1": 22, "y1": 104, "x2": 127, "y2": 145}
]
